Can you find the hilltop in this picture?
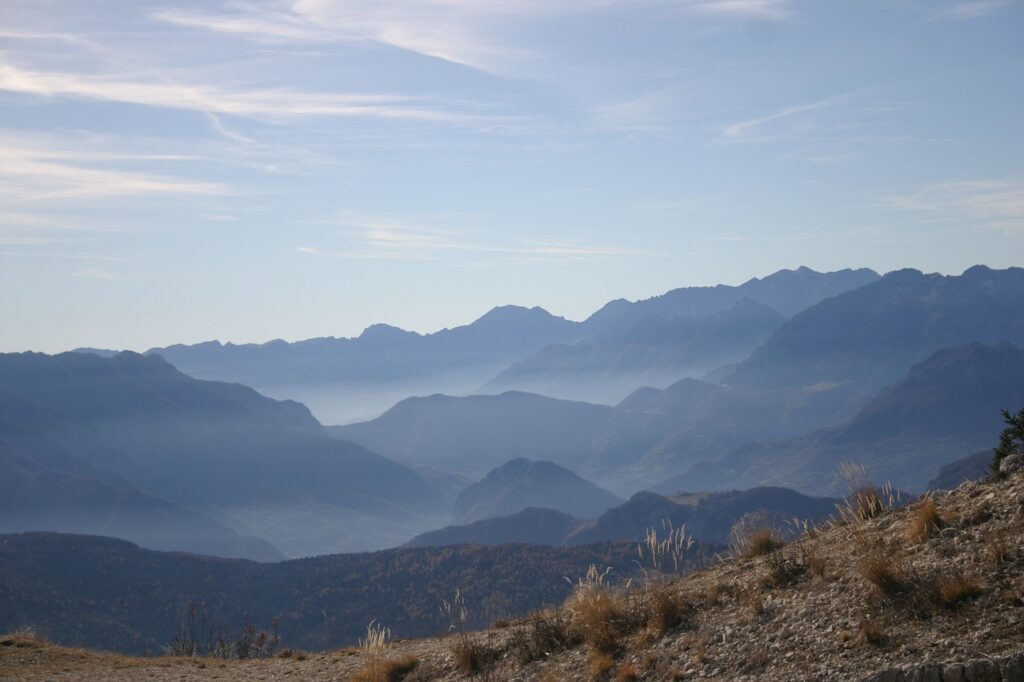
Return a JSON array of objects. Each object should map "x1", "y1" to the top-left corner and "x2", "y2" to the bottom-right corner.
[{"x1": 4, "y1": 465, "x2": 1022, "y2": 680}]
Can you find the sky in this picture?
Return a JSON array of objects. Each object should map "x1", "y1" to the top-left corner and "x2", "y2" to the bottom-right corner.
[{"x1": 1, "y1": 0, "x2": 1022, "y2": 353}]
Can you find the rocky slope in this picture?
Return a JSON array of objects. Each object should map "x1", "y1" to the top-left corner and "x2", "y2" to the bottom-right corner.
[{"x1": 4, "y1": 464, "x2": 1022, "y2": 681}]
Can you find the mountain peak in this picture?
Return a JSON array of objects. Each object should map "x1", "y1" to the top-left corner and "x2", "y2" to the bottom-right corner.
[
  {"x1": 472, "y1": 305, "x2": 560, "y2": 326},
  {"x1": 358, "y1": 323, "x2": 416, "y2": 342},
  {"x1": 453, "y1": 458, "x2": 621, "y2": 523}
]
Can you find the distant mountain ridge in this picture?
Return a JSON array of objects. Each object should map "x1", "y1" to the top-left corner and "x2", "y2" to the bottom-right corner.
[
  {"x1": 452, "y1": 458, "x2": 621, "y2": 523},
  {"x1": 332, "y1": 375, "x2": 855, "y2": 495},
  {"x1": 726, "y1": 266, "x2": 1024, "y2": 416},
  {"x1": 406, "y1": 486, "x2": 840, "y2": 548},
  {"x1": 0, "y1": 351, "x2": 446, "y2": 558},
  {"x1": 681, "y1": 342, "x2": 1024, "y2": 494},
  {"x1": 330, "y1": 391, "x2": 614, "y2": 476},
  {"x1": 73, "y1": 267, "x2": 881, "y2": 423},
  {"x1": 482, "y1": 268, "x2": 880, "y2": 403},
  {"x1": 482, "y1": 298, "x2": 786, "y2": 404},
  {"x1": 144, "y1": 305, "x2": 579, "y2": 424},
  {"x1": 580, "y1": 266, "x2": 879, "y2": 336}
]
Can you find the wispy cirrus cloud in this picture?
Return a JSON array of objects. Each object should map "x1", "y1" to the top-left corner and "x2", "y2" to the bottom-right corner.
[
  {"x1": 297, "y1": 212, "x2": 647, "y2": 262},
  {"x1": 931, "y1": 1, "x2": 1015, "y2": 20},
  {"x1": 0, "y1": 63, "x2": 499, "y2": 125},
  {"x1": 154, "y1": 0, "x2": 797, "y2": 79},
  {"x1": 154, "y1": 0, "x2": 541, "y2": 74},
  {"x1": 722, "y1": 93, "x2": 852, "y2": 140},
  {"x1": 685, "y1": 0, "x2": 796, "y2": 21},
  {"x1": 0, "y1": 140, "x2": 228, "y2": 201},
  {"x1": 885, "y1": 179, "x2": 1024, "y2": 233}
]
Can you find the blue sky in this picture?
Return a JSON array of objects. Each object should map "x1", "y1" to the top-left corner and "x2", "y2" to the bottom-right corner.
[{"x1": 1, "y1": 0, "x2": 1022, "y2": 352}]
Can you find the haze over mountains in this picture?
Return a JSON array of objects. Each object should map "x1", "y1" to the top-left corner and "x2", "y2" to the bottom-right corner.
[
  {"x1": 486, "y1": 267, "x2": 879, "y2": 403},
  {"x1": 135, "y1": 267, "x2": 879, "y2": 424},
  {"x1": 13, "y1": 264, "x2": 1023, "y2": 563},
  {"x1": 146, "y1": 306, "x2": 580, "y2": 424},
  {"x1": 6, "y1": 263, "x2": 1024, "y2": 668},
  {"x1": 0, "y1": 352, "x2": 446, "y2": 558},
  {"x1": 681, "y1": 341, "x2": 1024, "y2": 495},
  {"x1": 333, "y1": 266, "x2": 1024, "y2": 498}
]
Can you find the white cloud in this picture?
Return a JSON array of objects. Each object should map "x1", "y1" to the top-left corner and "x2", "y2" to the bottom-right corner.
[{"x1": 886, "y1": 179, "x2": 1024, "y2": 233}]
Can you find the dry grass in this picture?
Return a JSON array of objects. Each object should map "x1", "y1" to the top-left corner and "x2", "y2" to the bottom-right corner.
[
  {"x1": 644, "y1": 583, "x2": 692, "y2": 635},
  {"x1": 507, "y1": 611, "x2": 578, "y2": 665},
  {"x1": 806, "y1": 552, "x2": 827, "y2": 579},
  {"x1": 741, "y1": 586, "x2": 767, "y2": 622},
  {"x1": 589, "y1": 651, "x2": 615, "y2": 679},
  {"x1": 931, "y1": 573, "x2": 982, "y2": 609},
  {"x1": 450, "y1": 636, "x2": 499, "y2": 676},
  {"x1": 615, "y1": 662, "x2": 639, "y2": 681},
  {"x1": 858, "y1": 545, "x2": 909, "y2": 599},
  {"x1": 693, "y1": 635, "x2": 709, "y2": 664},
  {"x1": 745, "y1": 527, "x2": 786, "y2": 557},
  {"x1": 704, "y1": 581, "x2": 724, "y2": 607},
  {"x1": 761, "y1": 551, "x2": 808, "y2": 589},
  {"x1": 565, "y1": 565, "x2": 644, "y2": 655},
  {"x1": 567, "y1": 590, "x2": 631, "y2": 654},
  {"x1": 836, "y1": 462, "x2": 899, "y2": 525},
  {"x1": 740, "y1": 649, "x2": 769, "y2": 674},
  {"x1": 856, "y1": 619, "x2": 887, "y2": 646},
  {"x1": 905, "y1": 498, "x2": 943, "y2": 544},
  {"x1": 986, "y1": 532, "x2": 1012, "y2": 566},
  {"x1": 350, "y1": 655, "x2": 420, "y2": 682}
]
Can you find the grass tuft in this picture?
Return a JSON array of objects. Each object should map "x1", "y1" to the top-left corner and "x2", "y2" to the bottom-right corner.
[
  {"x1": 905, "y1": 498, "x2": 943, "y2": 544},
  {"x1": 350, "y1": 655, "x2": 420, "y2": 682},
  {"x1": 931, "y1": 573, "x2": 982, "y2": 609},
  {"x1": 858, "y1": 546, "x2": 909, "y2": 598}
]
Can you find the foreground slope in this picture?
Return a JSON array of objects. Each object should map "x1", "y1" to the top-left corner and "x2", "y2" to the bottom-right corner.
[{"x1": 4, "y1": 465, "x2": 1022, "y2": 681}]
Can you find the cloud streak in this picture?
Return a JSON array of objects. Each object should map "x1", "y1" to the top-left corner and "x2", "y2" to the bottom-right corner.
[
  {"x1": 297, "y1": 212, "x2": 647, "y2": 262},
  {"x1": 0, "y1": 63, "x2": 509, "y2": 125},
  {"x1": 722, "y1": 93, "x2": 851, "y2": 139},
  {"x1": 685, "y1": 0, "x2": 796, "y2": 21},
  {"x1": 932, "y1": 1, "x2": 1014, "y2": 20},
  {"x1": 886, "y1": 179, "x2": 1024, "y2": 233}
]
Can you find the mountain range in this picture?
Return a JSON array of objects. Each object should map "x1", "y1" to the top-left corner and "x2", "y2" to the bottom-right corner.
[
  {"x1": 334, "y1": 266, "x2": 1024, "y2": 496},
  {"x1": 486, "y1": 267, "x2": 879, "y2": 403},
  {"x1": 726, "y1": 265, "x2": 1024, "y2": 420},
  {"x1": 679, "y1": 341, "x2": 1024, "y2": 494},
  {"x1": 123, "y1": 267, "x2": 880, "y2": 423},
  {"x1": 0, "y1": 351, "x2": 446, "y2": 558}
]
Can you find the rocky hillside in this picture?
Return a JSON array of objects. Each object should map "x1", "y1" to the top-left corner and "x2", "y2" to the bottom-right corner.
[{"x1": 4, "y1": 464, "x2": 1022, "y2": 681}]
